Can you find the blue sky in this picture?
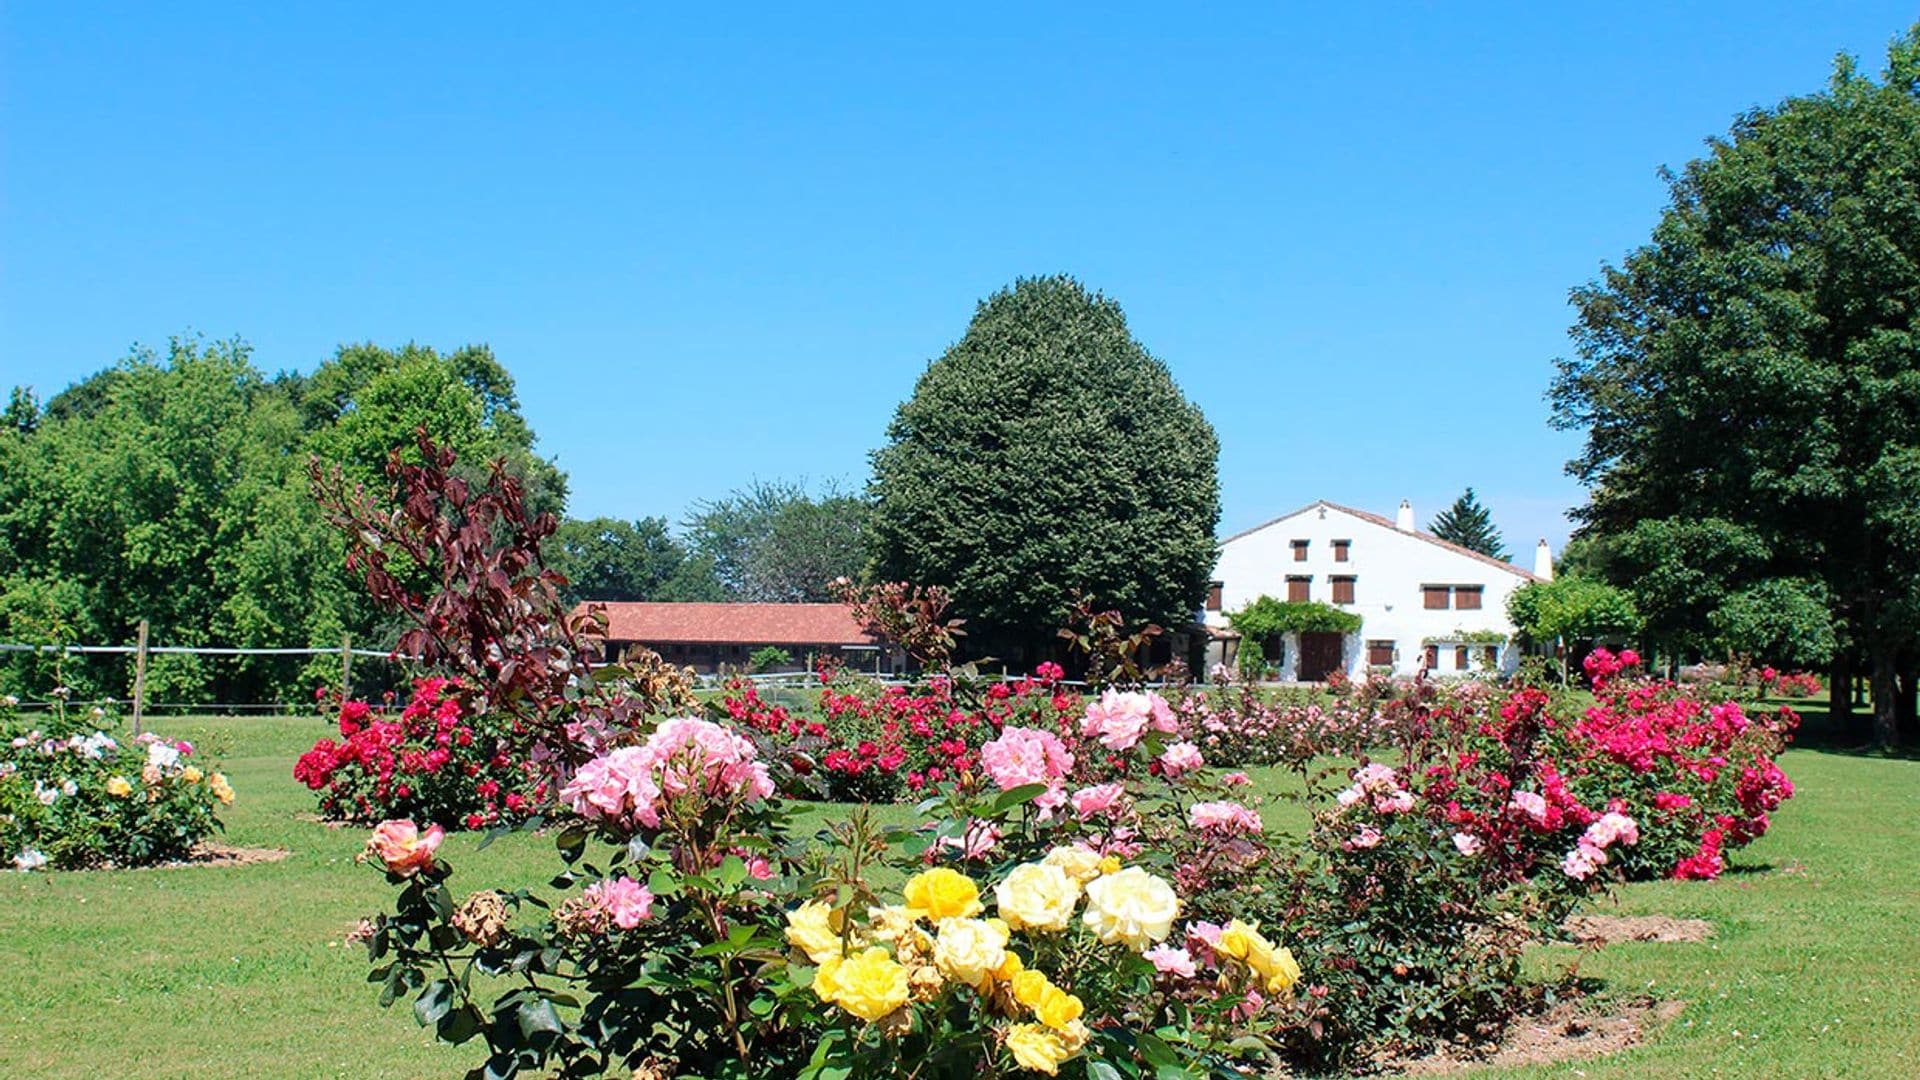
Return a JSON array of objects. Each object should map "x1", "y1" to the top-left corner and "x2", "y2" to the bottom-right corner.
[{"x1": 4, "y1": 4, "x2": 1914, "y2": 554}]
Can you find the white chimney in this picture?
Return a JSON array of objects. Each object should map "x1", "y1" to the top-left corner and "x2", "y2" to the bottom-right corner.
[
  {"x1": 1395, "y1": 499, "x2": 1415, "y2": 532},
  {"x1": 1534, "y1": 538, "x2": 1554, "y2": 580}
]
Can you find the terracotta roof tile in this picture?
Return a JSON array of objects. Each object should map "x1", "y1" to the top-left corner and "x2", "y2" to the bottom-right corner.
[{"x1": 574, "y1": 602, "x2": 881, "y2": 646}]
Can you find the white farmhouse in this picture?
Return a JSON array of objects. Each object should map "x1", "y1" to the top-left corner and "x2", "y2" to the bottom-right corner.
[{"x1": 1202, "y1": 500, "x2": 1553, "y2": 680}]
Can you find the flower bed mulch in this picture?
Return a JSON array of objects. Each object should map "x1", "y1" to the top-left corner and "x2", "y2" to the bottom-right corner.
[{"x1": 1390, "y1": 997, "x2": 1687, "y2": 1075}]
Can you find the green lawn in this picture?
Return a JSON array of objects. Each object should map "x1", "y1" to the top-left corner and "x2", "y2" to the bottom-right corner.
[{"x1": 1, "y1": 714, "x2": 1915, "y2": 1078}]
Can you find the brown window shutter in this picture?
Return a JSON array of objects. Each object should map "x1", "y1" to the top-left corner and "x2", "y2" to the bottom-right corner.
[
  {"x1": 1367, "y1": 640, "x2": 1393, "y2": 666},
  {"x1": 1205, "y1": 582, "x2": 1223, "y2": 612},
  {"x1": 1454, "y1": 645, "x2": 1469, "y2": 669},
  {"x1": 1333, "y1": 540, "x2": 1350, "y2": 562},
  {"x1": 1423, "y1": 644, "x2": 1439, "y2": 668},
  {"x1": 1423, "y1": 586, "x2": 1450, "y2": 610},
  {"x1": 1292, "y1": 539, "x2": 1309, "y2": 562},
  {"x1": 1331, "y1": 577, "x2": 1355, "y2": 604},
  {"x1": 1287, "y1": 577, "x2": 1310, "y2": 603},
  {"x1": 1456, "y1": 586, "x2": 1483, "y2": 610},
  {"x1": 1482, "y1": 645, "x2": 1499, "y2": 667}
]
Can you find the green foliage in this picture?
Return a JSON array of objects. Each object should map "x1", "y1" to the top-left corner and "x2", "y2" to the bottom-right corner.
[
  {"x1": 1426, "y1": 488, "x2": 1507, "y2": 560},
  {"x1": 1235, "y1": 639, "x2": 1267, "y2": 681},
  {"x1": 547, "y1": 516, "x2": 696, "y2": 604},
  {"x1": 685, "y1": 479, "x2": 868, "y2": 602},
  {"x1": 1420, "y1": 629, "x2": 1508, "y2": 646},
  {"x1": 1711, "y1": 578, "x2": 1838, "y2": 669},
  {"x1": 1506, "y1": 577, "x2": 1639, "y2": 647},
  {"x1": 1227, "y1": 596, "x2": 1363, "y2": 639},
  {"x1": 869, "y1": 276, "x2": 1220, "y2": 662},
  {"x1": 748, "y1": 646, "x2": 793, "y2": 673},
  {"x1": 1548, "y1": 28, "x2": 1920, "y2": 742},
  {"x1": 0, "y1": 335, "x2": 566, "y2": 705}
]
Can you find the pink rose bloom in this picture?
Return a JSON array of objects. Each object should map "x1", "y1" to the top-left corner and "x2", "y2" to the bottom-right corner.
[
  {"x1": 1221, "y1": 771, "x2": 1252, "y2": 787},
  {"x1": 1581, "y1": 811, "x2": 1640, "y2": 849},
  {"x1": 937, "y1": 818, "x2": 1003, "y2": 861},
  {"x1": 1653, "y1": 791, "x2": 1694, "y2": 811},
  {"x1": 1082, "y1": 689, "x2": 1164, "y2": 751},
  {"x1": 1335, "y1": 785, "x2": 1366, "y2": 808},
  {"x1": 1378, "y1": 790, "x2": 1416, "y2": 814},
  {"x1": 1452, "y1": 832, "x2": 1483, "y2": 856},
  {"x1": 1229, "y1": 989, "x2": 1266, "y2": 1022},
  {"x1": 1561, "y1": 842, "x2": 1607, "y2": 880},
  {"x1": 1147, "y1": 692, "x2": 1180, "y2": 735},
  {"x1": 1158, "y1": 741, "x2": 1205, "y2": 778},
  {"x1": 1143, "y1": 944, "x2": 1197, "y2": 978},
  {"x1": 562, "y1": 718, "x2": 774, "y2": 831},
  {"x1": 1352, "y1": 762, "x2": 1399, "y2": 789},
  {"x1": 1070, "y1": 782, "x2": 1127, "y2": 820},
  {"x1": 1189, "y1": 800, "x2": 1263, "y2": 835},
  {"x1": 366, "y1": 819, "x2": 443, "y2": 877},
  {"x1": 584, "y1": 876, "x2": 654, "y2": 929},
  {"x1": 1186, "y1": 920, "x2": 1226, "y2": 960},
  {"x1": 1509, "y1": 790, "x2": 1550, "y2": 825},
  {"x1": 979, "y1": 727, "x2": 1075, "y2": 791},
  {"x1": 1347, "y1": 826, "x2": 1383, "y2": 850}
]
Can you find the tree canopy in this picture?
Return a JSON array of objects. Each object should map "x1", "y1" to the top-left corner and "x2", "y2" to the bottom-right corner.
[
  {"x1": 683, "y1": 480, "x2": 869, "y2": 602},
  {"x1": 868, "y1": 275, "x2": 1220, "y2": 661},
  {"x1": 1549, "y1": 28, "x2": 1920, "y2": 744},
  {"x1": 1428, "y1": 488, "x2": 1508, "y2": 560}
]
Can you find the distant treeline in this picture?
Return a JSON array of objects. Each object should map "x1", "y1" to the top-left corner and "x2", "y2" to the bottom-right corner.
[{"x1": 0, "y1": 338, "x2": 866, "y2": 704}]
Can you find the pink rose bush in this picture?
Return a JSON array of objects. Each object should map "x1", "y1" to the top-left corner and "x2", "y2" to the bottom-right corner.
[{"x1": 561, "y1": 716, "x2": 774, "y2": 832}]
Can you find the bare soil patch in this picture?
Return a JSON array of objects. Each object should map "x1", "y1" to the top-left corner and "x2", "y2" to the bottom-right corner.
[
  {"x1": 1392, "y1": 997, "x2": 1686, "y2": 1075},
  {"x1": 1562, "y1": 914, "x2": 1713, "y2": 944},
  {"x1": 157, "y1": 842, "x2": 291, "y2": 868}
]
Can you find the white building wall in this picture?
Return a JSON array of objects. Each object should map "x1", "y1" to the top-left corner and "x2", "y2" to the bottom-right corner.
[{"x1": 1204, "y1": 501, "x2": 1537, "y2": 679}]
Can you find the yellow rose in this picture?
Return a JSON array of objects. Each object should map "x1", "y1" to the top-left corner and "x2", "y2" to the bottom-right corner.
[
  {"x1": 1041, "y1": 845, "x2": 1103, "y2": 884},
  {"x1": 866, "y1": 904, "x2": 918, "y2": 943},
  {"x1": 1010, "y1": 968, "x2": 1051, "y2": 1008},
  {"x1": 816, "y1": 946, "x2": 910, "y2": 1022},
  {"x1": 181, "y1": 766, "x2": 202, "y2": 784},
  {"x1": 903, "y1": 867, "x2": 983, "y2": 921},
  {"x1": 994, "y1": 950, "x2": 1024, "y2": 982},
  {"x1": 1080, "y1": 866, "x2": 1179, "y2": 950},
  {"x1": 1005, "y1": 1022, "x2": 1078, "y2": 1075},
  {"x1": 106, "y1": 776, "x2": 132, "y2": 798},
  {"x1": 1218, "y1": 919, "x2": 1302, "y2": 995},
  {"x1": 933, "y1": 917, "x2": 1009, "y2": 987},
  {"x1": 1031, "y1": 983, "x2": 1084, "y2": 1032},
  {"x1": 785, "y1": 900, "x2": 845, "y2": 965},
  {"x1": 210, "y1": 773, "x2": 235, "y2": 805},
  {"x1": 995, "y1": 863, "x2": 1081, "y2": 933},
  {"x1": 1097, "y1": 855, "x2": 1122, "y2": 876}
]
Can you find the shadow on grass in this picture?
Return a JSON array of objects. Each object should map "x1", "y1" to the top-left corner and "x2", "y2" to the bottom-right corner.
[{"x1": 1764, "y1": 699, "x2": 1920, "y2": 760}]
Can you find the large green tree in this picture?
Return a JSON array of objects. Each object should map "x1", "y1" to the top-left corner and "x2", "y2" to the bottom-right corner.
[
  {"x1": 868, "y1": 275, "x2": 1220, "y2": 662},
  {"x1": 1550, "y1": 29, "x2": 1920, "y2": 746},
  {"x1": 1427, "y1": 488, "x2": 1508, "y2": 560}
]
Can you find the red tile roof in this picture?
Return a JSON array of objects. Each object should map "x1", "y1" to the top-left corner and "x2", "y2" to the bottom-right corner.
[{"x1": 576, "y1": 602, "x2": 881, "y2": 646}]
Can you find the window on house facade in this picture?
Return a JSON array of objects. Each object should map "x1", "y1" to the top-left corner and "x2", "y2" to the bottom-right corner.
[
  {"x1": 1422, "y1": 585, "x2": 1451, "y2": 610},
  {"x1": 1205, "y1": 581, "x2": 1223, "y2": 612},
  {"x1": 1366, "y1": 640, "x2": 1394, "y2": 666},
  {"x1": 1455, "y1": 586, "x2": 1484, "y2": 610},
  {"x1": 1332, "y1": 539, "x2": 1350, "y2": 562},
  {"x1": 1291, "y1": 539, "x2": 1309, "y2": 562},
  {"x1": 1422, "y1": 644, "x2": 1439, "y2": 669},
  {"x1": 1286, "y1": 576, "x2": 1311, "y2": 603},
  {"x1": 1454, "y1": 645, "x2": 1470, "y2": 670},
  {"x1": 1482, "y1": 645, "x2": 1499, "y2": 668},
  {"x1": 1331, "y1": 576, "x2": 1355, "y2": 604}
]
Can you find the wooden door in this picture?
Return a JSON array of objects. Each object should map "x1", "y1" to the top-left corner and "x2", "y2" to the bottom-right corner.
[{"x1": 1298, "y1": 632, "x2": 1344, "y2": 682}]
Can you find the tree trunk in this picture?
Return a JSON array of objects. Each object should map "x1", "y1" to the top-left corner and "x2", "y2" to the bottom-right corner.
[
  {"x1": 1898, "y1": 663, "x2": 1918, "y2": 746},
  {"x1": 1830, "y1": 652, "x2": 1853, "y2": 727},
  {"x1": 1870, "y1": 644, "x2": 1900, "y2": 750}
]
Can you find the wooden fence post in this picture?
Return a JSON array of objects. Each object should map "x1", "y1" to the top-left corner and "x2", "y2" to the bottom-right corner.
[
  {"x1": 341, "y1": 633, "x2": 353, "y2": 701},
  {"x1": 131, "y1": 619, "x2": 149, "y2": 736}
]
